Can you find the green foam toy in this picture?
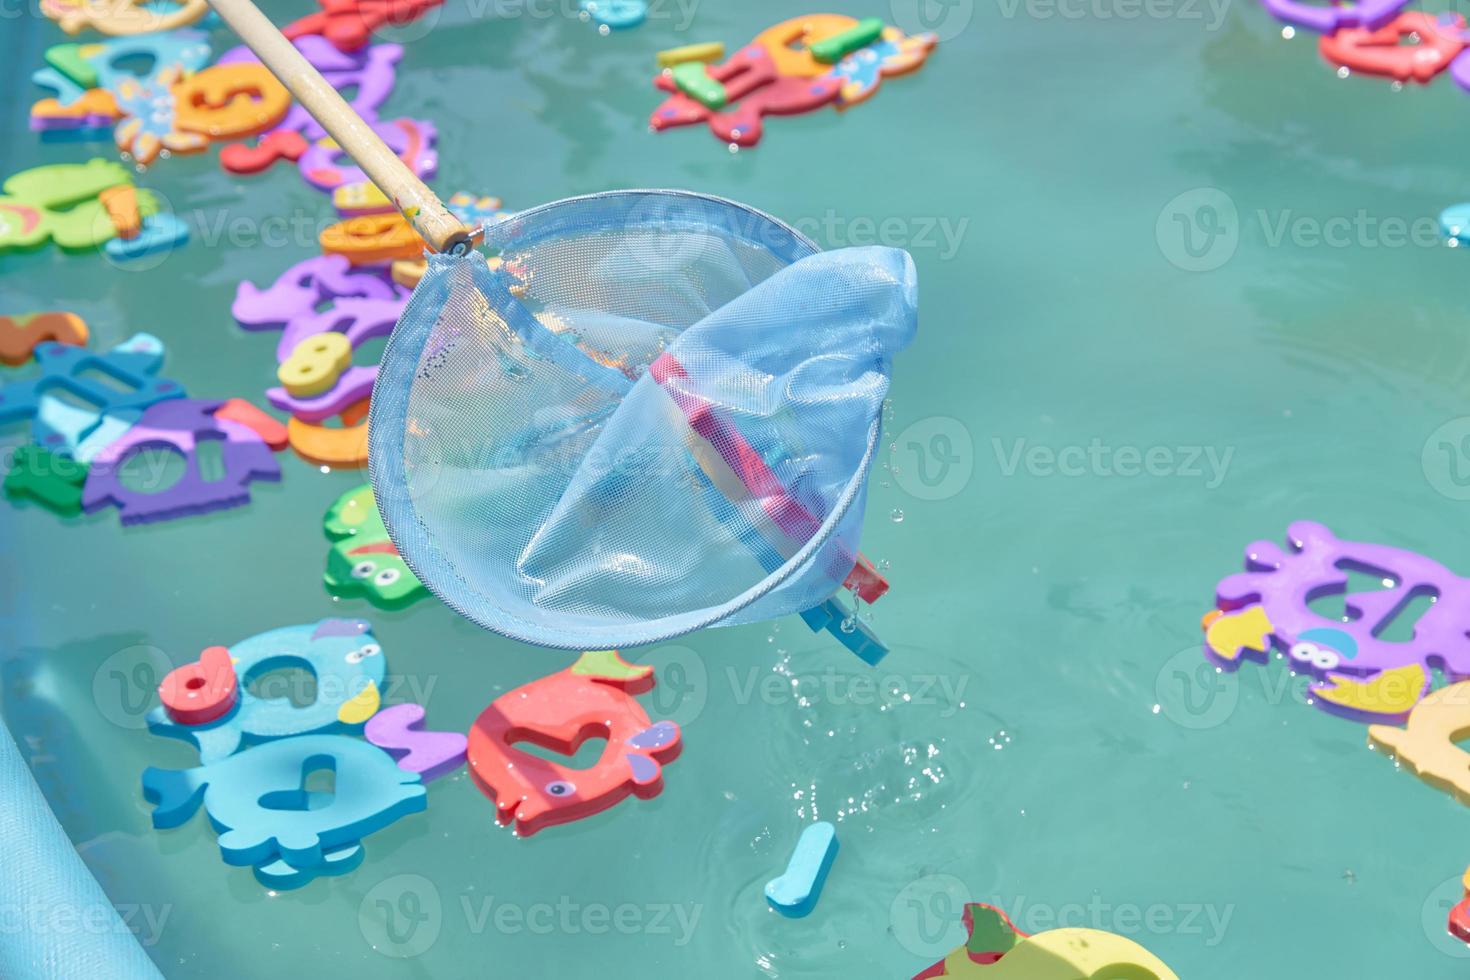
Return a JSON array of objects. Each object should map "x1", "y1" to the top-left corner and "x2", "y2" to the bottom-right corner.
[
  {"x1": 44, "y1": 43, "x2": 100, "y2": 89},
  {"x1": 323, "y1": 484, "x2": 428, "y2": 608},
  {"x1": 4, "y1": 445, "x2": 89, "y2": 516},
  {"x1": 0, "y1": 160, "x2": 154, "y2": 253},
  {"x1": 670, "y1": 61, "x2": 728, "y2": 109},
  {"x1": 810, "y1": 17, "x2": 885, "y2": 64}
]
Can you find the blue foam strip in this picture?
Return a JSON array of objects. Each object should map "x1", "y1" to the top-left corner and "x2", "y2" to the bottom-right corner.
[{"x1": 764, "y1": 821, "x2": 838, "y2": 918}]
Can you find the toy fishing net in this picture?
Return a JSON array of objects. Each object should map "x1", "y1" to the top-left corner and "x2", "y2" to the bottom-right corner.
[{"x1": 368, "y1": 190, "x2": 916, "y2": 650}]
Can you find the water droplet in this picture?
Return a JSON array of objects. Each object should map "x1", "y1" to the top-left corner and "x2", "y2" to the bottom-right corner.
[
  {"x1": 840, "y1": 617, "x2": 857, "y2": 634},
  {"x1": 889, "y1": 508, "x2": 905, "y2": 523},
  {"x1": 1281, "y1": 25, "x2": 1294, "y2": 39}
]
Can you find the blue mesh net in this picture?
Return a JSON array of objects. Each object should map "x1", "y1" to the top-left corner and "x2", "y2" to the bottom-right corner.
[{"x1": 368, "y1": 190, "x2": 917, "y2": 651}]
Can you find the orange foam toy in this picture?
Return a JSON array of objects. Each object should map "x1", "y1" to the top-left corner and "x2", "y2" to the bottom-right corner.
[
  {"x1": 287, "y1": 397, "x2": 369, "y2": 467},
  {"x1": 320, "y1": 212, "x2": 427, "y2": 266},
  {"x1": 750, "y1": 14, "x2": 859, "y2": 78},
  {"x1": 0, "y1": 313, "x2": 89, "y2": 367}
]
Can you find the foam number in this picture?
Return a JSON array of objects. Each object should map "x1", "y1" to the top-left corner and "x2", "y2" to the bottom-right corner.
[
  {"x1": 158, "y1": 646, "x2": 238, "y2": 726},
  {"x1": 323, "y1": 484, "x2": 427, "y2": 607},
  {"x1": 278, "y1": 332, "x2": 352, "y2": 397},
  {"x1": 320, "y1": 212, "x2": 427, "y2": 265},
  {"x1": 288, "y1": 397, "x2": 371, "y2": 467},
  {"x1": 1368, "y1": 681, "x2": 1470, "y2": 806},
  {"x1": 364, "y1": 703, "x2": 466, "y2": 780},
  {"x1": 40, "y1": 0, "x2": 208, "y2": 35},
  {"x1": 1203, "y1": 521, "x2": 1470, "y2": 723},
  {"x1": 146, "y1": 619, "x2": 387, "y2": 762},
  {"x1": 142, "y1": 734, "x2": 424, "y2": 885},
  {"x1": 764, "y1": 822, "x2": 837, "y2": 918},
  {"x1": 82, "y1": 399, "x2": 280, "y2": 525},
  {"x1": 172, "y1": 63, "x2": 292, "y2": 142},
  {"x1": 467, "y1": 650, "x2": 681, "y2": 836},
  {"x1": 0, "y1": 332, "x2": 182, "y2": 454},
  {"x1": 0, "y1": 312, "x2": 88, "y2": 366}
]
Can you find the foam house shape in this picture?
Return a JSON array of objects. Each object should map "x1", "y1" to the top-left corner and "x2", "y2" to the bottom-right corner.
[{"x1": 367, "y1": 190, "x2": 916, "y2": 662}]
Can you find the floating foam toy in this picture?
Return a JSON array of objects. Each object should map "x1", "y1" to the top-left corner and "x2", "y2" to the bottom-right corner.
[
  {"x1": 114, "y1": 62, "x2": 292, "y2": 166},
  {"x1": 1441, "y1": 202, "x2": 1470, "y2": 245},
  {"x1": 656, "y1": 42, "x2": 724, "y2": 67},
  {"x1": 321, "y1": 212, "x2": 427, "y2": 265},
  {"x1": 1368, "y1": 681, "x2": 1470, "y2": 805},
  {"x1": 751, "y1": 14, "x2": 859, "y2": 78},
  {"x1": 143, "y1": 734, "x2": 424, "y2": 871},
  {"x1": 282, "y1": 0, "x2": 444, "y2": 53},
  {"x1": 0, "y1": 312, "x2": 88, "y2": 366},
  {"x1": 323, "y1": 483, "x2": 427, "y2": 607},
  {"x1": 41, "y1": 0, "x2": 208, "y2": 35},
  {"x1": 0, "y1": 159, "x2": 155, "y2": 253},
  {"x1": 103, "y1": 212, "x2": 189, "y2": 261},
  {"x1": 278, "y1": 332, "x2": 353, "y2": 397},
  {"x1": 1319, "y1": 12, "x2": 1465, "y2": 84},
  {"x1": 231, "y1": 254, "x2": 399, "y2": 332},
  {"x1": 830, "y1": 26, "x2": 938, "y2": 109},
  {"x1": 82, "y1": 399, "x2": 280, "y2": 525},
  {"x1": 467, "y1": 650, "x2": 681, "y2": 836},
  {"x1": 146, "y1": 619, "x2": 384, "y2": 762},
  {"x1": 214, "y1": 398, "x2": 289, "y2": 451},
  {"x1": 288, "y1": 397, "x2": 370, "y2": 467},
  {"x1": 158, "y1": 646, "x2": 238, "y2": 726},
  {"x1": 299, "y1": 118, "x2": 436, "y2": 192},
  {"x1": 365, "y1": 703, "x2": 466, "y2": 780},
  {"x1": 0, "y1": 333, "x2": 182, "y2": 455},
  {"x1": 1260, "y1": 0, "x2": 1406, "y2": 34},
  {"x1": 651, "y1": 44, "x2": 843, "y2": 146},
  {"x1": 809, "y1": 17, "x2": 885, "y2": 64},
  {"x1": 254, "y1": 842, "x2": 365, "y2": 890},
  {"x1": 581, "y1": 0, "x2": 645, "y2": 31},
  {"x1": 764, "y1": 822, "x2": 837, "y2": 918},
  {"x1": 914, "y1": 902, "x2": 1179, "y2": 979},
  {"x1": 1203, "y1": 521, "x2": 1470, "y2": 723},
  {"x1": 3, "y1": 445, "x2": 88, "y2": 516},
  {"x1": 1450, "y1": 866, "x2": 1470, "y2": 944}
]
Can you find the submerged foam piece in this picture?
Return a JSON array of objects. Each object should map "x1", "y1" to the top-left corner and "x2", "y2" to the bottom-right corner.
[
  {"x1": 764, "y1": 821, "x2": 837, "y2": 918},
  {"x1": 145, "y1": 619, "x2": 385, "y2": 763},
  {"x1": 0, "y1": 332, "x2": 181, "y2": 454},
  {"x1": 254, "y1": 842, "x2": 364, "y2": 889},
  {"x1": 1206, "y1": 521, "x2": 1470, "y2": 722},
  {"x1": 323, "y1": 484, "x2": 427, "y2": 607},
  {"x1": 82, "y1": 399, "x2": 281, "y2": 525},
  {"x1": 142, "y1": 734, "x2": 425, "y2": 869},
  {"x1": 1368, "y1": 681, "x2": 1470, "y2": 806},
  {"x1": 1318, "y1": 12, "x2": 1465, "y2": 83},
  {"x1": 467, "y1": 651, "x2": 681, "y2": 836},
  {"x1": 364, "y1": 703, "x2": 466, "y2": 780},
  {"x1": 3, "y1": 445, "x2": 88, "y2": 515},
  {"x1": 0, "y1": 312, "x2": 88, "y2": 366}
]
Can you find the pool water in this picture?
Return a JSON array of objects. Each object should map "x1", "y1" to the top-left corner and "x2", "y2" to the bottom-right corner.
[{"x1": 6, "y1": 1, "x2": 1470, "y2": 976}]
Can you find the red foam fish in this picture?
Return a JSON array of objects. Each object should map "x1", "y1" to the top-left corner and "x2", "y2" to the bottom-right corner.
[
  {"x1": 650, "y1": 44, "x2": 841, "y2": 147},
  {"x1": 467, "y1": 650, "x2": 681, "y2": 837}
]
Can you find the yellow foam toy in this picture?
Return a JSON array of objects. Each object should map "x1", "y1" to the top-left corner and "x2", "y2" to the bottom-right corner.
[
  {"x1": 1314, "y1": 663, "x2": 1426, "y2": 721},
  {"x1": 938, "y1": 927, "x2": 1179, "y2": 979},
  {"x1": 1202, "y1": 605, "x2": 1273, "y2": 661},
  {"x1": 1368, "y1": 680, "x2": 1470, "y2": 807}
]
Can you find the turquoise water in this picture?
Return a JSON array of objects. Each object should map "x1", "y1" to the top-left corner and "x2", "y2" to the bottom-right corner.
[{"x1": 7, "y1": 0, "x2": 1470, "y2": 976}]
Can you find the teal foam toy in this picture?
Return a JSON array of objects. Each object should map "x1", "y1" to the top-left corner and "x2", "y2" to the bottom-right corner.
[
  {"x1": 145, "y1": 618, "x2": 385, "y2": 763},
  {"x1": 142, "y1": 734, "x2": 425, "y2": 869},
  {"x1": 765, "y1": 821, "x2": 838, "y2": 918}
]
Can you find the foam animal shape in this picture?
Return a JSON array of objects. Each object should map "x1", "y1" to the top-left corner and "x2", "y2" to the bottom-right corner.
[
  {"x1": 651, "y1": 44, "x2": 776, "y2": 131},
  {"x1": 651, "y1": 44, "x2": 842, "y2": 146},
  {"x1": 41, "y1": 0, "x2": 208, "y2": 36},
  {"x1": 89, "y1": 30, "x2": 213, "y2": 94},
  {"x1": 3, "y1": 445, "x2": 89, "y2": 516},
  {"x1": 1204, "y1": 521, "x2": 1470, "y2": 722},
  {"x1": 299, "y1": 118, "x2": 436, "y2": 192},
  {"x1": 283, "y1": 0, "x2": 445, "y2": 53},
  {"x1": 1261, "y1": 0, "x2": 1407, "y2": 33},
  {"x1": 143, "y1": 734, "x2": 425, "y2": 870},
  {"x1": 232, "y1": 254, "x2": 399, "y2": 332},
  {"x1": 82, "y1": 398, "x2": 280, "y2": 525},
  {"x1": 33, "y1": 32, "x2": 209, "y2": 139},
  {"x1": 323, "y1": 484, "x2": 427, "y2": 607},
  {"x1": 146, "y1": 619, "x2": 385, "y2": 763},
  {"x1": 830, "y1": 26, "x2": 938, "y2": 109},
  {"x1": 467, "y1": 650, "x2": 682, "y2": 836},
  {"x1": 1367, "y1": 681, "x2": 1470, "y2": 805},
  {"x1": 113, "y1": 66, "x2": 205, "y2": 165},
  {"x1": 0, "y1": 159, "x2": 145, "y2": 252},
  {"x1": 750, "y1": 14, "x2": 859, "y2": 77},
  {"x1": 1450, "y1": 865, "x2": 1470, "y2": 943},
  {"x1": 1319, "y1": 12, "x2": 1465, "y2": 83},
  {"x1": 0, "y1": 332, "x2": 182, "y2": 454},
  {"x1": 914, "y1": 903, "x2": 1179, "y2": 979},
  {"x1": 0, "y1": 312, "x2": 88, "y2": 366},
  {"x1": 219, "y1": 39, "x2": 403, "y2": 175}
]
